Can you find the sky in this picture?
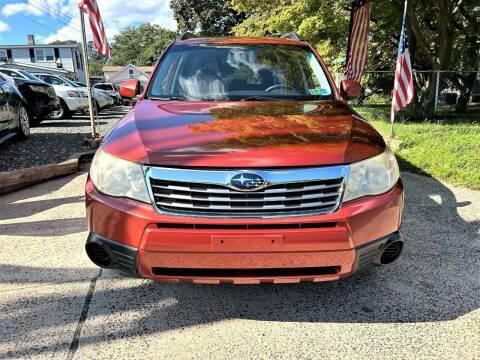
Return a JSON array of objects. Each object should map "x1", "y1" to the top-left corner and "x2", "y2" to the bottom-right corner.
[{"x1": 0, "y1": 0, "x2": 177, "y2": 45}]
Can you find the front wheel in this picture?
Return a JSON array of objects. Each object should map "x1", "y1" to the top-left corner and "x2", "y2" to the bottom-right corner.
[
  {"x1": 16, "y1": 105, "x2": 30, "y2": 139},
  {"x1": 48, "y1": 99, "x2": 70, "y2": 120}
]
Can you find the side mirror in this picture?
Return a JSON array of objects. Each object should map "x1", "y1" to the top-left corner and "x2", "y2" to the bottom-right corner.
[
  {"x1": 340, "y1": 80, "x2": 362, "y2": 100},
  {"x1": 119, "y1": 79, "x2": 140, "y2": 99}
]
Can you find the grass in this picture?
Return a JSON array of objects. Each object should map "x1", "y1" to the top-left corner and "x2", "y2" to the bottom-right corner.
[{"x1": 355, "y1": 106, "x2": 480, "y2": 190}]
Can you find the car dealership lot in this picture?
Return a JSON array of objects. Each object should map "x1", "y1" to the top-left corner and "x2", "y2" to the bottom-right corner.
[
  {"x1": 0, "y1": 106, "x2": 129, "y2": 172},
  {"x1": 0, "y1": 172, "x2": 478, "y2": 359}
]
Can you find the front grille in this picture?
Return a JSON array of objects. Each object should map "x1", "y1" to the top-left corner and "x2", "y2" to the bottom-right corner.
[{"x1": 149, "y1": 175, "x2": 345, "y2": 217}]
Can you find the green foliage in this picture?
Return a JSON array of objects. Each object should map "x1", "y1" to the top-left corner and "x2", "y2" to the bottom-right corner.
[
  {"x1": 170, "y1": 0, "x2": 246, "y2": 36},
  {"x1": 110, "y1": 24, "x2": 177, "y2": 66},
  {"x1": 356, "y1": 106, "x2": 480, "y2": 189},
  {"x1": 231, "y1": 0, "x2": 479, "y2": 117},
  {"x1": 231, "y1": 0, "x2": 351, "y2": 69},
  {"x1": 49, "y1": 40, "x2": 79, "y2": 45}
]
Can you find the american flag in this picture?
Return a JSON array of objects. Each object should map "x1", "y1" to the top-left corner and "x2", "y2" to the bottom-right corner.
[
  {"x1": 391, "y1": 0, "x2": 414, "y2": 122},
  {"x1": 78, "y1": 0, "x2": 110, "y2": 57},
  {"x1": 344, "y1": 0, "x2": 371, "y2": 82}
]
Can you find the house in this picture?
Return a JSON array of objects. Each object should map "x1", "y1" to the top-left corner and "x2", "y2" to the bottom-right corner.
[
  {"x1": 0, "y1": 35, "x2": 86, "y2": 82},
  {"x1": 103, "y1": 64, "x2": 153, "y2": 86}
]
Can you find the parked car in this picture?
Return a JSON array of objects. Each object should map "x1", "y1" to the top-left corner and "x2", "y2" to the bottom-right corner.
[
  {"x1": 85, "y1": 35, "x2": 404, "y2": 284},
  {"x1": 0, "y1": 68, "x2": 59, "y2": 126},
  {"x1": 45, "y1": 75, "x2": 113, "y2": 111},
  {"x1": 58, "y1": 76, "x2": 114, "y2": 110},
  {"x1": 0, "y1": 73, "x2": 30, "y2": 143},
  {"x1": 93, "y1": 83, "x2": 122, "y2": 105},
  {"x1": 33, "y1": 73, "x2": 89, "y2": 120}
]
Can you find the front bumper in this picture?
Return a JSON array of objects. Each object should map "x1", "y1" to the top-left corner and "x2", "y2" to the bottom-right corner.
[
  {"x1": 27, "y1": 96, "x2": 60, "y2": 118},
  {"x1": 64, "y1": 97, "x2": 89, "y2": 112},
  {"x1": 85, "y1": 179, "x2": 404, "y2": 284}
]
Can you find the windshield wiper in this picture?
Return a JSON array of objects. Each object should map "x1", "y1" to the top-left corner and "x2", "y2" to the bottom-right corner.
[
  {"x1": 148, "y1": 96, "x2": 187, "y2": 101},
  {"x1": 240, "y1": 96, "x2": 282, "y2": 101}
]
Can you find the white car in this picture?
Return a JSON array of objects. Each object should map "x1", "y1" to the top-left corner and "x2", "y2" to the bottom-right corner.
[
  {"x1": 34, "y1": 73, "x2": 89, "y2": 119},
  {"x1": 53, "y1": 76, "x2": 114, "y2": 110},
  {"x1": 34, "y1": 74, "x2": 114, "y2": 117},
  {"x1": 93, "y1": 83, "x2": 122, "y2": 105}
]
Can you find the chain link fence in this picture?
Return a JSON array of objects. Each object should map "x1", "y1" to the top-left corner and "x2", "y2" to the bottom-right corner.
[{"x1": 332, "y1": 70, "x2": 480, "y2": 115}]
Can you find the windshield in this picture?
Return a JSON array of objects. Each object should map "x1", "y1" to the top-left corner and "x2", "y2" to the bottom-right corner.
[
  {"x1": 148, "y1": 44, "x2": 333, "y2": 101},
  {"x1": 59, "y1": 76, "x2": 81, "y2": 87},
  {"x1": 18, "y1": 70, "x2": 43, "y2": 82},
  {"x1": 95, "y1": 84, "x2": 113, "y2": 91}
]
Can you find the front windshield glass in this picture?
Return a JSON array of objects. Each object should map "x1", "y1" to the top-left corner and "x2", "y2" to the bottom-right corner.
[
  {"x1": 148, "y1": 44, "x2": 333, "y2": 101},
  {"x1": 59, "y1": 76, "x2": 80, "y2": 87},
  {"x1": 18, "y1": 70, "x2": 43, "y2": 82},
  {"x1": 95, "y1": 84, "x2": 113, "y2": 91}
]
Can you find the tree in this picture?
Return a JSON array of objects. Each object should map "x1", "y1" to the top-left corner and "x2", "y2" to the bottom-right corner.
[
  {"x1": 87, "y1": 42, "x2": 106, "y2": 77},
  {"x1": 49, "y1": 40, "x2": 79, "y2": 45},
  {"x1": 109, "y1": 24, "x2": 177, "y2": 66},
  {"x1": 170, "y1": 0, "x2": 246, "y2": 36},
  {"x1": 231, "y1": 0, "x2": 351, "y2": 69},
  {"x1": 231, "y1": 0, "x2": 480, "y2": 118}
]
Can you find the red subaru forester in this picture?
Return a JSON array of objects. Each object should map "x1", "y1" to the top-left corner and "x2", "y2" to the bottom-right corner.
[{"x1": 85, "y1": 34, "x2": 404, "y2": 284}]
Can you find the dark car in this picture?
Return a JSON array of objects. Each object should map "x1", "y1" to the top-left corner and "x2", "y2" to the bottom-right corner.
[
  {"x1": 0, "y1": 68, "x2": 59, "y2": 125},
  {"x1": 0, "y1": 73, "x2": 30, "y2": 143}
]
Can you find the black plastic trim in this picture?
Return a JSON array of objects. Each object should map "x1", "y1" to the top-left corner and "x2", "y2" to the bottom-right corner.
[
  {"x1": 86, "y1": 233, "x2": 138, "y2": 276},
  {"x1": 354, "y1": 232, "x2": 403, "y2": 272}
]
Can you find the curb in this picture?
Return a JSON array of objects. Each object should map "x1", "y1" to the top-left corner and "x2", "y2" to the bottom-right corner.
[{"x1": 0, "y1": 149, "x2": 97, "y2": 196}]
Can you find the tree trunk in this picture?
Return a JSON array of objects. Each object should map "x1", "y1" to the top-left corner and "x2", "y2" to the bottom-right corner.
[
  {"x1": 455, "y1": 72, "x2": 477, "y2": 113},
  {"x1": 408, "y1": 73, "x2": 436, "y2": 119}
]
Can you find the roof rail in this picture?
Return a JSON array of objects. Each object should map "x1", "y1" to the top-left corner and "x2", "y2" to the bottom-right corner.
[
  {"x1": 281, "y1": 32, "x2": 301, "y2": 41},
  {"x1": 176, "y1": 31, "x2": 196, "y2": 42}
]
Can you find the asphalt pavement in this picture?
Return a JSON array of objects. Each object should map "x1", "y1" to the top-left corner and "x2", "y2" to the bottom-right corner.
[{"x1": 0, "y1": 171, "x2": 479, "y2": 359}]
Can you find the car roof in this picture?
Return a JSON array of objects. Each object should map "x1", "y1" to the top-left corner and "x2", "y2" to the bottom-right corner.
[
  {"x1": 175, "y1": 37, "x2": 309, "y2": 47},
  {"x1": 0, "y1": 67, "x2": 20, "y2": 72}
]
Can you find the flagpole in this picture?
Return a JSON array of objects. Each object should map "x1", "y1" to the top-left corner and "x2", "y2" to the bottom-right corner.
[
  {"x1": 391, "y1": 115, "x2": 395, "y2": 139},
  {"x1": 79, "y1": 7, "x2": 98, "y2": 139}
]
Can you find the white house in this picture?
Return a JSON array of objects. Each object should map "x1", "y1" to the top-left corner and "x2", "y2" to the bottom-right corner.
[
  {"x1": 103, "y1": 64, "x2": 153, "y2": 86},
  {"x1": 0, "y1": 35, "x2": 86, "y2": 82}
]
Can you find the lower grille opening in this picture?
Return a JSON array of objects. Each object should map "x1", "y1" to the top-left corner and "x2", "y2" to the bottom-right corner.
[
  {"x1": 152, "y1": 266, "x2": 340, "y2": 278},
  {"x1": 156, "y1": 222, "x2": 337, "y2": 230}
]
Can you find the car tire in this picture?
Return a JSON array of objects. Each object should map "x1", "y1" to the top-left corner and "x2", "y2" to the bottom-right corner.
[
  {"x1": 16, "y1": 105, "x2": 30, "y2": 140},
  {"x1": 48, "y1": 99, "x2": 71, "y2": 120}
]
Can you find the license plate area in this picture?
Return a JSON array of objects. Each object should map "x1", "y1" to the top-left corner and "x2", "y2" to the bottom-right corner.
[{"x1": 211, "y1": 235, "x2": 284, "y2": 252}]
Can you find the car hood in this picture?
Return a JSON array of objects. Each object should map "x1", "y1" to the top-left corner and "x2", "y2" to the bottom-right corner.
[{"x1": 102, "y1": 99, "x2": 386, "y2": 168}]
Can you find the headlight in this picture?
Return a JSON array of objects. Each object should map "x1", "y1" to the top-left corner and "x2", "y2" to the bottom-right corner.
[
  {"x1": 67, "y1": 90, "x2": 80, "y2": 97},
  {"x1": 90, "y1": 148, "x2": 151, "y2": 203},
  {"x1": 343, "y1": 148, "x2": 400, "y2": 202},
  {"x1": 28, "y1": 85, "x2": 47, "y2": 93}
]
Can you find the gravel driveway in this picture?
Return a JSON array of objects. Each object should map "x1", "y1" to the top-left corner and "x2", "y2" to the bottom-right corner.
[
  {"x1": 0, "y1": 172, "x2": 479, "y2": 359},
  {"x1": 0, "y1": 107, "x2": 130, "y2": 172}
]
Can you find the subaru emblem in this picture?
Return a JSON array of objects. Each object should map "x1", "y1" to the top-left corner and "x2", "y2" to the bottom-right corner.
[{"x1": 229, "y1": 172, "x2": 268, "y2": 192}]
